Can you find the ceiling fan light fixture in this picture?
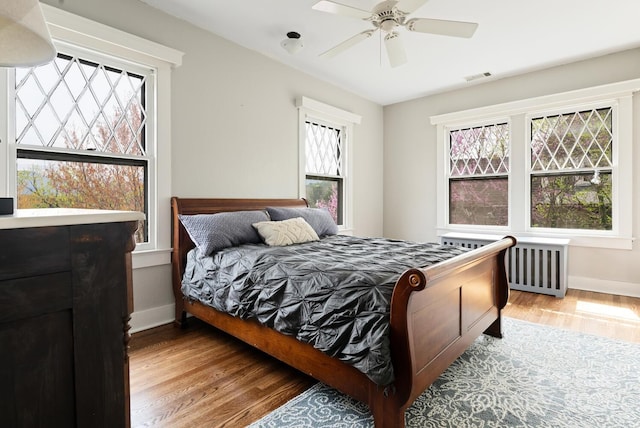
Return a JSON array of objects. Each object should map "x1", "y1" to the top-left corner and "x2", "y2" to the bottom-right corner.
[
  {"x1": 380, "y1": 19, "x2": 398, "y2": 33},
  {"x1": 281, "y1": 31, "x2": 304, "y2": 55}
]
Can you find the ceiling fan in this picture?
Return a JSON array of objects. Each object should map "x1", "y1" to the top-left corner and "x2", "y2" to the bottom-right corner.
[{"x1": 312, "y1": 0, "x2": 478, "y2": 67}]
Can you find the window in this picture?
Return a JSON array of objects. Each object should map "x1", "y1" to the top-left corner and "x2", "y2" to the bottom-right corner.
[
  {"x1": 297, "y1": 97, "x2": 361, "y2": 231},
  {"x1": 14, "y1": 51, "x2": 151, "y2": 243},
  {"x1": 432, "y1": 80, "x2": 637, "y2": 249},
  {"x1": 529, "y1": 108, "x2": 612, "y2": 231},
  {"x1": 448, "y1": 123, "x2": 509, "y2": 226},
  {"x1": 304, "y1": 120, "x2": 344, "y2": 225},
  {"x1": 1, "y1": 5, "x2": 182, "y2": 262}
]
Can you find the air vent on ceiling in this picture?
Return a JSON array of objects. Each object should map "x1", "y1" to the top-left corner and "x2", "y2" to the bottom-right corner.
[{"x1": 465, "y1": 72, "x2": 492, "y2": 82}]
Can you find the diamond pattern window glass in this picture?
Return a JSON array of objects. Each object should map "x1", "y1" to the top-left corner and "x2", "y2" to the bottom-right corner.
[
  {"x1": 14, "y1": 51, "x2": 150, "y2": 243},
  {"x1": 531, "y1": 108, "x2": 612, "y2": 172},
  {"x1": 305, "y1": 121, "x2": 342, "y2": 176},
  {"x1": 15, "y1": 53, "x2": 147, "y2": 156},
  {"x1": 529, "y1": 107, "x2": 613, "y2": 231},
  {"x1": 448, "y1": 123, "x2": 510, "y2": 226},
  {"x1": 304, "y1": 120, "x2": 344, "y2": 225},
  {"x1": 449, "y1": 123, "x2": 510, "y2": 177}
]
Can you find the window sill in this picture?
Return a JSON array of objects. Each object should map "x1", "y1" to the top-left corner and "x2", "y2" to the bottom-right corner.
[
  {"x1": 437, "y1": 228, "x2": 634, "y2": 250},
  {"x1": 132, "y1": 248, "x2": 172, "y2": 269}
]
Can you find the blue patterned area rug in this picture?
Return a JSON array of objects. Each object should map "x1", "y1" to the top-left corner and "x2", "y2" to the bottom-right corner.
[{"x1": 249, "y1": 317, "x2": 640, "y2": 428}]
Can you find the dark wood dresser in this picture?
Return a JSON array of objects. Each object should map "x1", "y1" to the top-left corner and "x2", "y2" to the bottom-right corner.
[{"x1": 0, "y1": 209, "x2": 144, "y2": 428}]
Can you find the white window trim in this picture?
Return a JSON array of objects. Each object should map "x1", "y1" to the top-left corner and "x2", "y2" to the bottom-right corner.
[
  {"x1": 0, "y1": 5, "x2": 183, "y2": 267},
  {"x1": 431, "y1": 79, "x2": 640, "y2": 250},
  {"x1": 296, "y1": 96, "x2": 361, "y2": 233}
]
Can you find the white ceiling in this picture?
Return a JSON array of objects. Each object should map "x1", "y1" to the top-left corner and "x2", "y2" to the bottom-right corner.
[{"x1": 139, "y1": 0, "x2": 640, "y2": 106}]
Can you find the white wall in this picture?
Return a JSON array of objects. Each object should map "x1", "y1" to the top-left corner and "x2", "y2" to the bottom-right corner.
[
  {"x1": 42, "y1": 0, "x2": 384, "y2": 331},
  {"x1": 384, "y1": 48, "x2": 640, "y2": 297}
]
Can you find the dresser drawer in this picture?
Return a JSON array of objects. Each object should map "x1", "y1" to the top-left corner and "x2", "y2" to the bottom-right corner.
[
  {"x1": 0, "y1": 227, "x2": 70, "y2": 281},
  {"x1": 0, "y1": 272, "x2": 72, "y2": 324}
]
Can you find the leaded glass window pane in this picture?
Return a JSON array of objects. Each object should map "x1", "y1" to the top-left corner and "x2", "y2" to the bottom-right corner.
[
  {"x1": 15, "y1": 53, "x2": 147, "y2": 156},
  {"x1": 305, "y1": 121, "x2": 342, "y2": 176},
  {"x1": 449, "y1": 123, "x2": 510, "y2": 177},
  {"x1": 530, "y1": 108, "x2": 612, "y2": 172}
]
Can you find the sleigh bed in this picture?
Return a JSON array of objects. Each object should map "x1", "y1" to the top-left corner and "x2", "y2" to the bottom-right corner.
[{"x1": 171, "y1": 197, "x2": 516, "y2": 427}]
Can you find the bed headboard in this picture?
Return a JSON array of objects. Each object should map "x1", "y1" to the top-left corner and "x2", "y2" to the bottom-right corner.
[{"x1": 170, "y1": 197, "x2": 308, "y2": 310}]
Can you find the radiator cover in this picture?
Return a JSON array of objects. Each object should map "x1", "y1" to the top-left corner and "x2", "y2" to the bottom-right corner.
[{"x1": 440, "y1": 233, "x2": 569, "y2": 298}]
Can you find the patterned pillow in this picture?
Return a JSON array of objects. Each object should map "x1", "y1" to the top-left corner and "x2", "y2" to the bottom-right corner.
[
  {"x1": 252, "y1": 217, "x2": 319, "y2": 246},
  {"x1": 179, "y1": 210, "x2": 269, "y2": 255},
  {"x1": 266, "y1": 207, "x2": 338, "y2": 237}
]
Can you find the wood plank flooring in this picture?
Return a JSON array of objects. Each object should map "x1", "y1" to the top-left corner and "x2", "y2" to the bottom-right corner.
[
  {"x1": 504, "y1": 289, "x2": 640, "y2": 343},
  {"x1": 129, "y1": 289, "x2": 640, "y2": 427}
]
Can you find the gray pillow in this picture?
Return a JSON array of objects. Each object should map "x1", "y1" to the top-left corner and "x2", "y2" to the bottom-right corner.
[
  {"x1": 179, "y1": 210, "x2": 269, "y2": 255},
  {"x1": 266, "y1": 206, "x2": 338, "y2": 237}
]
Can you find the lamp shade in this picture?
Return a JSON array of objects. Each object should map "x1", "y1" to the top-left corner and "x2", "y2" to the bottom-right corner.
[{"x1": 0, "y1": 0, "x2": 56, "y2": 67}]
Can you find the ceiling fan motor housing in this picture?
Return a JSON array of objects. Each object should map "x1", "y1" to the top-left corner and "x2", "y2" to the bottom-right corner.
[{"x1": 372, "y1": 1, "x2": 407, "y2": 32}]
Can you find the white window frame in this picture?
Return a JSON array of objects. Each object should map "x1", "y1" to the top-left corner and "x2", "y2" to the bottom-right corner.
[
  {"x1": 431, "y1": 79, "x2": 639, "y2": 250},
  {"x1": 296, "y1": 96, "x2": 361, "y2": 233},
  {"x1": 0, "y1": 5, "x2": 183, "y2": 267}
]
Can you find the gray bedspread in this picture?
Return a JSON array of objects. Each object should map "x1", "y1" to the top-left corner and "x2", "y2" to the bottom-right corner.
[{"x1": 181, "y1": 235, "x2": 469, "y2": 386}]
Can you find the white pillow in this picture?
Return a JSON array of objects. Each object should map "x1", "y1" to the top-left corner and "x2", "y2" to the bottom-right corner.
[{"x1": 252, "y1": 217, "x2": 319, "y2": 246}]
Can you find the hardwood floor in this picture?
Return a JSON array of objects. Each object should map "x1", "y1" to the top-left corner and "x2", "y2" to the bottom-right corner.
[
  {"x1": 504, "y1": 289, "x2": 640, "y2": 343},
  {"x1": 129, "y1": 289, "x2": 640, "y2": 427},
  {"x1": 129, "y1": 319, "x2": 314, "y2": 427}
]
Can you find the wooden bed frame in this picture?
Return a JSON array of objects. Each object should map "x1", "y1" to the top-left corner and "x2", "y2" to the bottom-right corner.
[{"x1": 171, "y1": 197, "x2": 516, "y2": 427}]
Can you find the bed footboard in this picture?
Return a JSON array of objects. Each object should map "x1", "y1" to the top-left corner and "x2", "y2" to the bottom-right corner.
[{"x1": 375, "y1": 236, "x2": 516, "y2": 423}]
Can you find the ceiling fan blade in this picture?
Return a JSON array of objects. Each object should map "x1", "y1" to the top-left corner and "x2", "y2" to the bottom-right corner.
[
  {"x1": 384, "y1": 32, "x2": 407, "y2": 68},
  {"x1": 406, "y1": 18, "x2": 478, "y2": 38},
  {"x1": 312, "y1": 0, "x2": 372, "y2": 20},
  {"x1": 320, "y1": 30, "x2": 375, "y2": 58},
  {"x1": 395, "y1": 0, "x2": 429, "y2": 14}
]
